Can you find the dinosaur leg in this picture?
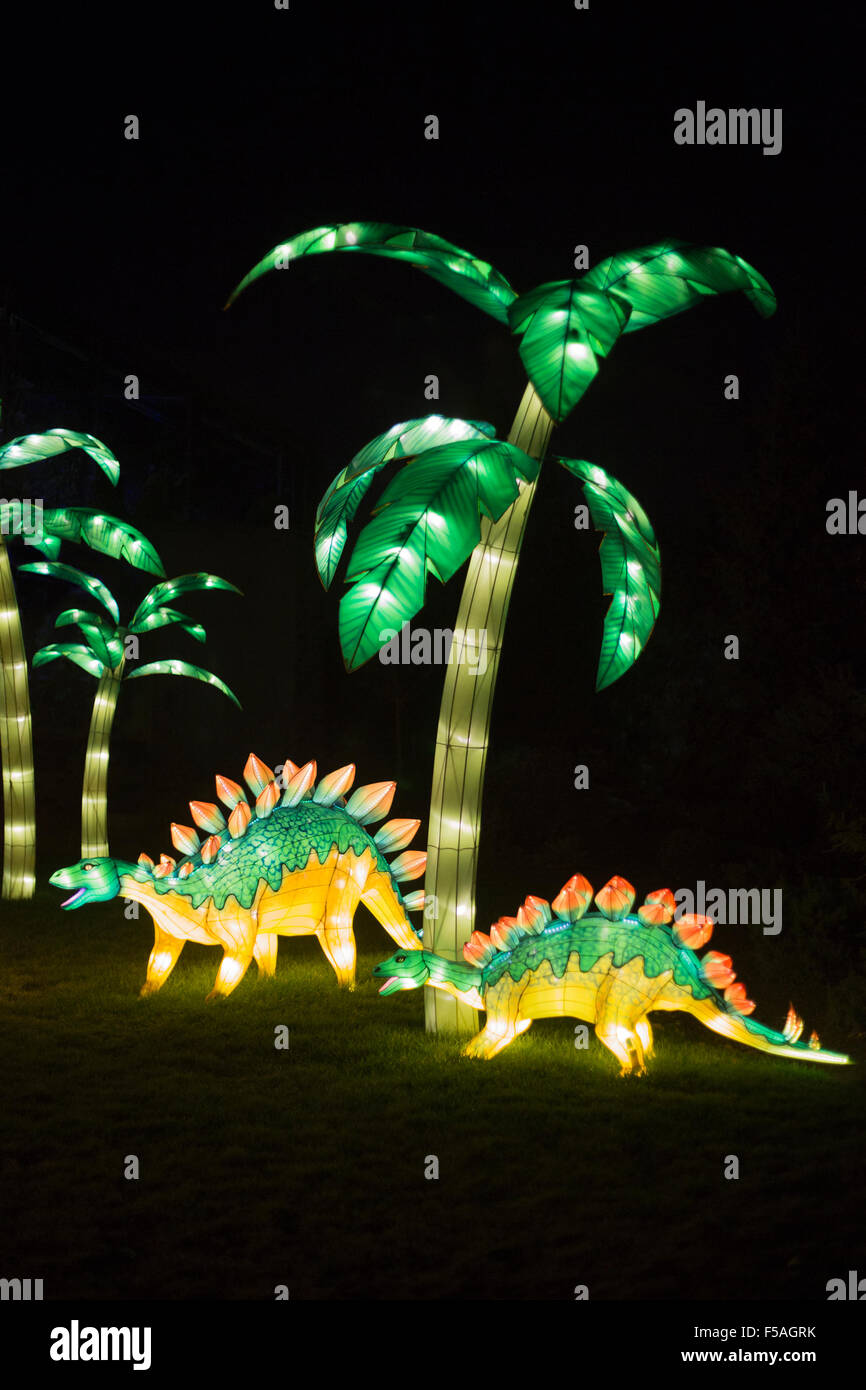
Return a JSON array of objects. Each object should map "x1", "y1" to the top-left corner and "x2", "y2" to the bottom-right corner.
[
  {"x1": 205, "y1": 899, "x2": 258, "y2": 1002},
  {"x1": 594, "y1": 1021, "x2": 644, "y2": 1076},
  {"x1": 312, "y1": 852, "x2": 367, "y2": 989},
  {"x1": 463, "y1": 1006, "x2": 527, "y2": 1060},
  {"x1": 361, "y1": 856, "x2": 421, "y2": 951},
  {"x1": 635, "y1": 1018, "x2": 654, "y2": 1057},
  {"x1": 594, "y1": 972, "x2": 654, "y2": 1076},
  {"x1": 253, "y1": 932, "x2": 278, "y2": 980},
  {"x1": 140, "y1": 927, "x2": 186, "y2": 997},
  {"x1": 316, "y1": 923, "x2": 357, "y2": 990}
]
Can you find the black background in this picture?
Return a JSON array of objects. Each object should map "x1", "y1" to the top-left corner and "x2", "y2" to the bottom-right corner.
[{"x1": 0, "y1": 0, "x2": 863, "y2": 1315}]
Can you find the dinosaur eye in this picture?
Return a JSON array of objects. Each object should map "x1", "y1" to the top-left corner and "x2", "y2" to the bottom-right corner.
[
  {"x1": 396, "y1": 955, "x2": 406, "y2": 963},
  {"x1": 83, "y1": 863, "x2": 94, "y2": 871}
]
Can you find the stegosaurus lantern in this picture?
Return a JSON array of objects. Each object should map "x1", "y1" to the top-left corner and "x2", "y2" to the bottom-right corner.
[
  {"x1": 51, "y1": 753, "x2": 426, "y2": 1000},
  {"x1": 374, "y1": 874, "x2": 850, "y2": 1072}
]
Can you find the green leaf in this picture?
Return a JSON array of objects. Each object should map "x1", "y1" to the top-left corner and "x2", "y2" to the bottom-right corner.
[
  {"x1": 131, "y1": 573, "x2": 241, "y2": 629},
  {"x1": 18, "y1": 561, "x2": 120, "y2": 622},
  {"x1": 557, "y1": 456, "x2": 661, "y2": 691},
  {"x1": 32, "y1": 642, "x2": 107, "y2": 680},
  {"x1": 579, "y1": 240, "x2": 777, "y2": 332},
  {"x1": 0, "y1": 429, "x2": 120, "y2": 484},
  {"x1": 339, "y1": 438, "x2": 538, "y2": 670},
  {"x1": 507, "y1": 282, "x2": 631, "y2": 423},
  {"x1": 225, "y1": 222, "x2": 518, "y2": 325},
  {"x1": 39, "y1": 508, "x2": 165, "y2": 575},
  {"x1": 54, "y1": 608, "x2": 125, "y2": 669},
  {"x1": 315, "y1": 416, "x2": 497, "y2": 588},
  {"x1": 128, "y1": 606, "x2": 206, "y2": 642},
  {"x1": 125, "y1": 660, "x2": 241, "y2": 708}
]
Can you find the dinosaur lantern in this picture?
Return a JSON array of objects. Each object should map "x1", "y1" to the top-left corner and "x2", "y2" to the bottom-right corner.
[
  {"x1": 51, "y1": 754, "x2": 426, "y2": 1000},
  {"x1": 374, "y1": 874, "x2": 850, "y2": 1072}
]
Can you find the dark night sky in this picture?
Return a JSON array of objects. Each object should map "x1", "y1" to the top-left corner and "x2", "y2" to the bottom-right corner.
[{"x1": 1, "y1": 2, "x2": 862, "y2": 988}]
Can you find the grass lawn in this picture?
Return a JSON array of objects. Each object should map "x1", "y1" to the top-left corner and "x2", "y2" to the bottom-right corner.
[{"x1": 0, "y1": 892, "x2": 862, "y2": 1301}]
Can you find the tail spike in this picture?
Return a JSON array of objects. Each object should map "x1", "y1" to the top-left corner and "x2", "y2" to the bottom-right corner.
[
  {"x1": 154, "y1": 854, "x2": 176, "y2": 879},
  {"x1": 402, "y1": 888, "x2": 426, "y2": 912},
  {"x1": 216, "y1": 775, "x2": 247, "y2": 810},
  {"x1": 281, "y1": 760, "x2": 317, "y2": 807},
  {"x1": 345, "y1": 781, "x2": 396, "y2": 825},
  {"x1": 137, "y1": 852, "x2": 154, "y2": 871},
  {"x1": 374, "y1": 818, "x2": 420, "y2": 854},
  {"x1": 229, "y1": 801, "x2": 252, "y2": 839},
  {"x1": 190, "y1": 800, "x2": 226, "y2": 834},
  {"x1": 244, "y1": 753, "x2": 274, "y2": 795},
  {"x1": 809, "y1": 1030, "x2": 821, "y2": 1051},
  {"x1": 783, "y1": 1004, "x2": 804, "y2": 1044},
  {"x1": 178, "y1": 863, "x2": 194, "y2": 879},
  {"x1": 313, "y1": 764, "x2": 356, "y2": 806}
]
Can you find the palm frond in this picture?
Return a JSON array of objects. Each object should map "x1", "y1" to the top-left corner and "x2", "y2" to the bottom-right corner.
[
  {"x1": 557, "y1": 456, "x2": 661, "y2": 691},
  {"x1": 0, "y1": 429, "x2": 120, "y2": 484},
  {"x1": 315, "y1": 416, "x2": 496, "y2": 587},
  {"x1": 340, "y1": 438, "x2": 538, "y2": 669},
  {"x1": 226, "y1": 222, "x2": 517, "y2": 324}
]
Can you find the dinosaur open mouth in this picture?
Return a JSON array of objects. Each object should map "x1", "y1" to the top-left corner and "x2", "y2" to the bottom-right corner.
[
  {"x1": 378, "y1": 976, "x2": 398, "y2": 994},
  {"x1": 61, "y1": 889, "x2": 87, "y2": 909}
]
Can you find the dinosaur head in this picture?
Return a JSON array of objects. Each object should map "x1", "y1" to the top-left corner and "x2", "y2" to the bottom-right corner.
[
  {"x1": 373, "y1": 948, "x2": 430, "y2": 995},
  {"x1": 50, "y1": 858, "x2": 122, "y2": 908}
]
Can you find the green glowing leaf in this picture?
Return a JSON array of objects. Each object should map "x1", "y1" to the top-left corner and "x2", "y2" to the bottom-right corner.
[
  {"x1": 340, "y1": 439, "x2": 538, "y2": 670},
  {"x1": 128, "y1": 606, "x2": 206, "y2": 642},
  {"x1": 32, "y1": 642, "x2": 107, "y2": 680},
  {"x1": 507, "y1": 282, "x2": 631, "y2": 423},
  {"x1": 18, "y1": 561, "x2": 120, "y2": 622},
  {"x1": 226, "y1": 222, "x2": 517, "y2": 324},
  {"x1": 34, "y1": 508, "x2": 165, "y2": 575},
  {"x1": 131, "y1": 574, "x2": 241, "y2": 629},
  {"x1": 557, "y1": 456, "x2": 661, "y2": 691},
  {"x1": 54, "y1": 608, "x2": 125, "y2": 669},
  {"x1": 0, "y1": 429, "x2": 120, "y2": 483},
  {"x1": 315, "y1": 416, "x2": 497, "y2": 588},
  {"x1": 126, "y1": 660, "x2": 241, "y2": 708},
  {"x1": 579, "y1": 240, "x2": 777, "y2": 332}
]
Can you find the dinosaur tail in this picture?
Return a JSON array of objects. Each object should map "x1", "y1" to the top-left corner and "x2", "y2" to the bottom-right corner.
[{"x1": 690, "y1": 996, "x2": 850, "y2": 1065}]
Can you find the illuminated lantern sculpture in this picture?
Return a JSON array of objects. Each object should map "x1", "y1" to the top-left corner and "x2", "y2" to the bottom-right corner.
[
  {"x1": 23, "y1": 565, "x2": 241, "y2": 858},
  {"x1": 0, "y1": 428, "x2": 165, "y2": 898},
  {"x1": 227, "y1": 224, "x2": 777, "y2": 1034},
  {"x1": 373, "y1": 875, "x2": 850, "y2": 1071},
  {"x1": 50, "y1": 755, "x2": 426, "y2": 1000}
]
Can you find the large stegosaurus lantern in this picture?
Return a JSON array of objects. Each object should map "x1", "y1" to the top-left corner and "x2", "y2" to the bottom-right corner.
[
  {"x1": 374, "y1": 874, "x2": 850, "y2": 1072},
  {"x1": 51, "y1": 754, "x2": 426, "y2": 1000}
]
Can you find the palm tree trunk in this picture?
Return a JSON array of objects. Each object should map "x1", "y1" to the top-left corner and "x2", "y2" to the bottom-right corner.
[
  {"x1": 0, "y1": 534, "x2": 36, "y2": 898},
  {"x1": 81, "y1": 664, "x2": 123, "y2": 858},
  {"x1": 424, "y1": 383, "x2": 554, "y2": 1032}
]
